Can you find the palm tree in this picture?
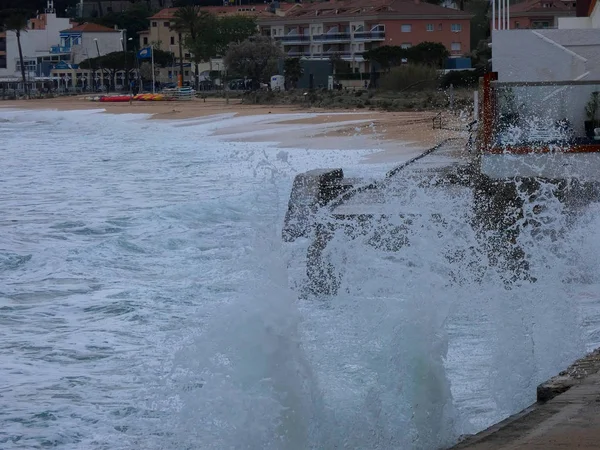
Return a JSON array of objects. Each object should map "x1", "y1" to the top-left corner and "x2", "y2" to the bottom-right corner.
[
  {"x1": 171, "y1": 6, "x2": 217, "y2": 91},
  {"x1": 3, "y1": 11, "x2": 29, "y2": 98}
]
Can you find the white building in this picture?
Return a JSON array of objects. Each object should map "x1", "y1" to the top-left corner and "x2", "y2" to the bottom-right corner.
[
  {"x1": 0, "y1": 2, "x2": 124, "y2": 87},
  {"x1": 480, "y1": 0, "x2": 600, "y2": 181},
  {"x1": 492, "y1": 0, "x2": 600, "y2": 82},
  {"x1": 59, "y1": 22, "x2": 125, "y2": 64},
  {"x1": 0, "y1": 7, "x2": 72, "y2": 81}
]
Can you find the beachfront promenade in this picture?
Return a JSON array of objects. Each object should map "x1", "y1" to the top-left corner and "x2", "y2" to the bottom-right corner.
[{"x1": 453, "y1": 349, "x2": 600, "y2": 449}]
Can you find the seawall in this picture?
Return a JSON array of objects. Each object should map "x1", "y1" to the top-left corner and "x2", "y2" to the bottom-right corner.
[{"x1": 451, "y1": 348, "x2": 600, "y2": 449}]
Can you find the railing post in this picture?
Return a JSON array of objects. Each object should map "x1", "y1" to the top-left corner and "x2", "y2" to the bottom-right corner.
[{"x1": 481, "y1": 71, "x2": 498, "y2": 152}]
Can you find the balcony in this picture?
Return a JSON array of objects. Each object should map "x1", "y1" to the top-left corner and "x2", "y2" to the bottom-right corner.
[
  {"x1": 275, "y1": 34, "x2": 311, "y2": 44},
  {"x1": 353, "y1": 31, "x2": 385, "y2": 41},
  {"x1": 287, "y1": 51, "x2": 311, "y2": 57},
  {"x1": 312, "y1": 33, "x2": 351, "y2": 43},
  {"x1": 50, "y1": 45, "x2": 71, "y2": 54},
  {"x1": 316, "y1": 52, "x2": 353, "y2": 59}
]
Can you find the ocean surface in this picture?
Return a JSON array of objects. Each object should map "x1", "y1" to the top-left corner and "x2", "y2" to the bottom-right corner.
[{"x1": 2, "y1": 108, "x2": 600, "y2": 449}]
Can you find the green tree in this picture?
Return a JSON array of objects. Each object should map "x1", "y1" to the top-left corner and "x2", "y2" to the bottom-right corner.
[
  {"x1": 362, "y1": 46, "x2": 408, "y2": 72},
  {"x1": 172, "y1": 6, "x2": 219, "y2": 89},
  {"x1": 284, "y1": 58, "x2": 302, "y2": 89},
  {"x1": 87, "y1": 4, "x2": 151, "y2": 51},
  {"x1": 2, "y1": 10, "x2": 30, "y2": 98},
  {"x1": 216, "y1": 16, "x2": 257, "y2": 54},
  {"x1": 407, "y1": 42, "x2": 450, "y2": 68},
  {"x1": 468, "y1": 0, "x2": 491, "y2": 50},
  {"x1": 224, "y1": 36, "x2": 283, "y2": 89},
  {"x1": 80, "y1": 50, "x2": 176, "y2": 89}
]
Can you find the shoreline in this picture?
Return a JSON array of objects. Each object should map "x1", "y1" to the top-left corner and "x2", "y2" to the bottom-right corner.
[
  {"x1": 451, "y1": 347, "x2": 600, "y2": 449},
  {"x1": 0, "y1": 97, "x2": 467, "y2": 163}
]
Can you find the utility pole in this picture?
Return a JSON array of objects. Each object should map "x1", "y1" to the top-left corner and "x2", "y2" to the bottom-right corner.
[
  {"x1": 94, "y1": 38, "x2": 104, "y2": 92},
  {"x1": 178, "y1": 32, "x2": 184, "y2": 87}
]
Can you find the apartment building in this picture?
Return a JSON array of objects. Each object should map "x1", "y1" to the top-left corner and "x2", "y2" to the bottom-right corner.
[
  {"x1": 139, "y1": 4, "x2": 278, "y2": 58},
  {"x1": 0, "y1": 32, "x2": 6, "y2": 73},
  {"x1": 258, "y1": 0, "x2": 473, "y2": 73},
  {"x1": 0, "y1": 4, "x2": 72, "y2": 80},
  {"x1": 138, "y1": 3, "x2": 286, "y2": 83},
  {"x1": 58, "y1": 22, "x2": 125, "y2": 64}
]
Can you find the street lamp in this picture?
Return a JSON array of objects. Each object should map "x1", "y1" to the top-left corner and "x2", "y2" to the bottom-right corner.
[
  {"x1": 93, "y1": 38, "x2": 104, "y2": 93},
  {"x1": 127, "y1": 37, "x2": 134, "y2": 95}
]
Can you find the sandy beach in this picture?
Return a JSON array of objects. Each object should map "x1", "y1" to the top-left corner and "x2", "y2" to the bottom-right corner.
[{"x1": 1, "y1": 96, "x2": 468, "y2": 163}]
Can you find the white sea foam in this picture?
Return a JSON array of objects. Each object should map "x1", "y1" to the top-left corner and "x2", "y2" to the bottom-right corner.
[{"x1": 1, "y1": 108, "x2": 599, "y2": 449}]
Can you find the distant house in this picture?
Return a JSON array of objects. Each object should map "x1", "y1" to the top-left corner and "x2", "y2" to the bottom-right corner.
[
  {"x1": 139, "y1": 4, "x2": 280, "y2": 84},
  {"x1": 258, "y1": 0, "x2": 473, "y2": 73},
  {"x1": 59, "y1": 22, "x2": 125, "y2": 64},
  {"x1": 79, "y1": 0, "x2": 171, "y2": 18}
]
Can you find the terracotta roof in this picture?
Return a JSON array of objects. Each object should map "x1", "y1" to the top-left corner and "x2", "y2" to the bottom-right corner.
[
  {"x1": 61, "y1": 22, "x2": 119, "y2": 33},
  {"x1": 149, "y1": 4, "x2": 276, "y2": 20},
  {"x1": 510, "y1": 0, "x2": 575, "y2": 13},
  {"x1": 259, "y1": 0, "x2": 471, "y2": 22}
]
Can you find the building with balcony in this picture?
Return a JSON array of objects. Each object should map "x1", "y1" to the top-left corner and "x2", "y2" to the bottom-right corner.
[
  {"x1": 58, "y1": 22, "x2": 125, "y2": 64},
  {"x1": 259, "y1": 0, "x2": 472, "y2": 73},
  {"x1": 139, "y1": 4, "x2": 285, "y2": 83},
  {"x1": 0, "y1": 3, "x2": 73, "y2": 81}
]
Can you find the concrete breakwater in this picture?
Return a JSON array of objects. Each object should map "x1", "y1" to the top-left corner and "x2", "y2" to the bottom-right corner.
[{"x1": 452, "y1": 348, "x2": 600, "y2": 449}]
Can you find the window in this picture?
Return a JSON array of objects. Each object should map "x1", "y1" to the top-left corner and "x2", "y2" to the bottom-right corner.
[
  {"x1": 143, "y1": 37, "x2": 148, "y2": 45},
  {"x1": 0, "y1": 55, "x2": 6, "y2": 69},
  {"x1": 451, "y1": 42, "x2": 461, "y2": 52},
  {"x1": 426, "y1": 23, "x2": 434, "y2": 31},
  {"x1": 438, "y1": 23, "x2": 443, "y2": 30},
  {"x1": 164, "y1": 21, "x2": 170, "y2": 27},
  {"x1": 532, "y1": 21, "x2": 550, "y2": 28},
  {"x1": 170, "y1": 36, "x2": 175, "y2": 45},
  {"x1": 401, "y1": 43, "x2": 412, "y2": 49},
  {"x1": 515, "y1": 21, "x2": 520, "y2": 28},
  {"x1": 451, "y1": 24, "x2": 462, "y2": 32},
  {"x1": 184, "y1": 70, "x2": 189, "y2": 76},
  {"x1": 401, "y1": 24, "x2": 411, "y2": 32},
  {"x1": 184, "y1": 53, "x2": 190, "y2": 58},
  {"x1": 151, "y1": 21, "x2": 157, "y2": 27}
]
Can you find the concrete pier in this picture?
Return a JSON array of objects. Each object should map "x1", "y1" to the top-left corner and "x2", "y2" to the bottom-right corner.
[{"x1": 452, "y1": 348, "x2": 600, "y2": 449}]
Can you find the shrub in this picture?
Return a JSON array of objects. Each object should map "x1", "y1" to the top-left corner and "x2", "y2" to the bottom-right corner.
[
  {"x1": 440, "y1": 70, "x2": 479, "y2": 89},
  {"x1": 380, "y1": 64, "x2": 438, "y2": 92}
]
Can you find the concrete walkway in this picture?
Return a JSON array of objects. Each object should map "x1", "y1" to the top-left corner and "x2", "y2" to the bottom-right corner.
[{"x1": 453, "y1": 349, "x2": 600, "y2": 449}]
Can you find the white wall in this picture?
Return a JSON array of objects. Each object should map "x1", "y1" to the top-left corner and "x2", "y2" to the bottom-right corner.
[
  {"x1": 492, "y1": 30, "x2": 588, "y2": 82},
  {"x1": 0, "y1": 13, "x2": 71, "y2": 78},
  {"x1": 71, "y1": 31, "x2": 124, "y2": 64},
  {"x1": 559, "y1": 1, "x2": 600, "y2": 29},
  {"x1": 558, "y1": 17, "x2": 592, "y2": 29},
  {"x1": 29, "y1": 13, "x2": 71, "y2": 52},
  {"x1": 0, "y1": 31, "x2": 35, "y2": 78}
]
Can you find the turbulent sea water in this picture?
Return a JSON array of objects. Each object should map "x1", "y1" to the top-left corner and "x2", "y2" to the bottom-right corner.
[{"x1": 2, "y1": 108, "x2": 600, "y2": 449}]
